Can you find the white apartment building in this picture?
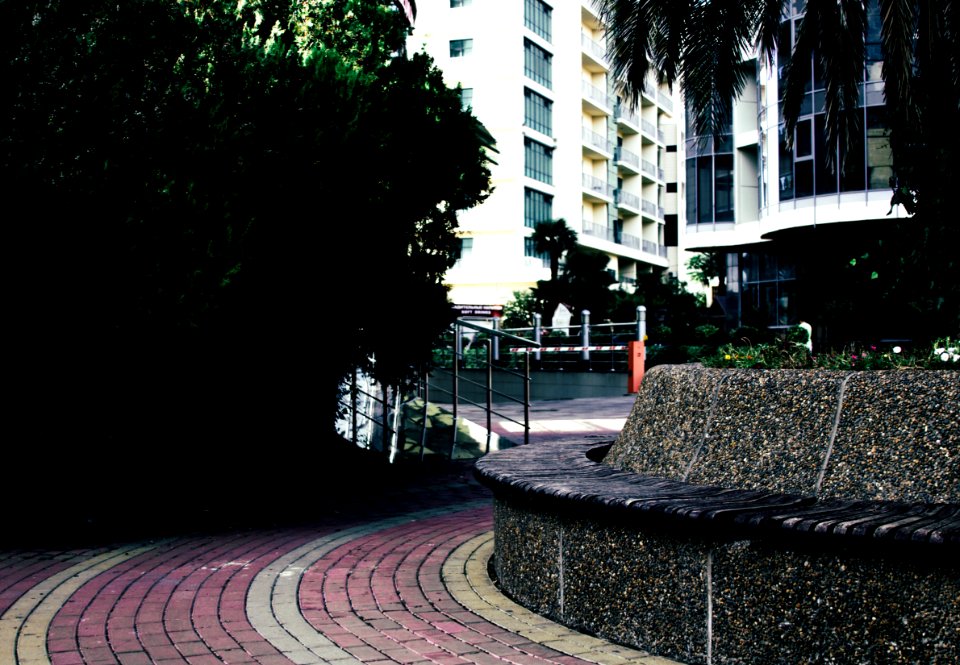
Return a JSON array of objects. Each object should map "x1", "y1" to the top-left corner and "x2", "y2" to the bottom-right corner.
[
  {"x1": 408, "y1": 0, "x2": 684, "y2": 309},
  {"x1": 682, "y1": 1, "x2": 902, "y2": 333}
]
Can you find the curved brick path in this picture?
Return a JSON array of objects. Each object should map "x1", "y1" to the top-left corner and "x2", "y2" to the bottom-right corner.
[{"x1": 0, "y1": 398, "x2": 679, "y2": 665}]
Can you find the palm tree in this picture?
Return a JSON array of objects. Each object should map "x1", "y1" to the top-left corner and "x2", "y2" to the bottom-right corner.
[
  {"x1": 530, "y1": 218, "x2": 578, "y2": 282},
  {"x1": 597, "y1": 0, "x2": 959, "y2": 180},
  {"x1": 598, "y1": 0, "x2": 960, "y2": 336}
]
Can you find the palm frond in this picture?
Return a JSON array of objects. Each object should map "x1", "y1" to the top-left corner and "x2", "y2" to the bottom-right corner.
[
  {"x1": 948, "y1": 1, "x2": 960, "y2": 100},
  {"x1": 598, "y1": 0, "x2": 656, "y2": 106},
  {"x1": 647, "y1": 0, "x2": 692, "y2": 86},
  {"x1": 817, "y1": 0, "x2": 866, "y2": 172},
  {"x1": 755, "y1": 0, "x2": 789, "y2": 68},
  {"x1": 879, "y1": 0, "x2": 917, "y2": 126},
  {"x1": 945, "y1": 1, "x2": 960, "y2": 98},
  {"x1": 681, "y1": 0, "x2": 757, "y2": 139}
]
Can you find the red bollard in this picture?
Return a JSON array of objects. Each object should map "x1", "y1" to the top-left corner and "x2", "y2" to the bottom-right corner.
[{"x1": 627, "y1": 340, "x2": 645, "y2": 394}]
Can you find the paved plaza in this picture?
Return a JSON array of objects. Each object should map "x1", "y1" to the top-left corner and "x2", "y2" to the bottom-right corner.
[{"x1": 1, "y1": 396, "x2": 684, "y2": 665}]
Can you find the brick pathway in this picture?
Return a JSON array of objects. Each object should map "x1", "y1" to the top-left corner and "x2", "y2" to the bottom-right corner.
[{"x1": 0, "y1": 398, "x2": 681, "y2": 665}]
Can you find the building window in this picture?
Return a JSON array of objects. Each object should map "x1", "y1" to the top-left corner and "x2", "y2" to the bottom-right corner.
[
  {"x1": 457, "y1": 237, "x2": 473, "y2": 260},
  {"x1": 524, "y1": 0, "x2": 551, "y2": 42},
  {"x1": 523, "y1": 88, "x2": 552, "y2": 135},
  {"x1": 776, "y1": 8, "x2": 890, "y2": 201},
  {"x1": 450, "y1": 39, "x2": 473, "y2": 57},
  {"x1": 524, "y1": 237, "x2": 549, "y2": 267},
  {"x1": 686, "y1": 153, "x2": 734, "y2": 225},
  {"x1": 460, "y1": 88, "x2": 473, "y2": 110},
  {"x1": 524, "y1": 138, "x2": 553, "y2": 184},
  {"x1": 450, "y1": 0, "x2": 472, "y2": 6},
  {"x1": 524, "y1": 188, "x2": 553, "y2": 228},
  {"x1": 740, "y1": 252, "x2": 798, "y2": 328},
  {"x1": 523, "y1": 39, "x2": 552, "y2": 88}
]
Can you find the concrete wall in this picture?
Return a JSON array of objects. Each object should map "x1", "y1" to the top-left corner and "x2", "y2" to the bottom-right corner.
[{"x1": 481, "y1": 364, "x2": 960, "y2": 664}]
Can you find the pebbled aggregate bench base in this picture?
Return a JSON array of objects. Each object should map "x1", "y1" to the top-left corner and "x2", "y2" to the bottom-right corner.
[{"x1": 475, "y1": 366, "x2": 960, "y2": 665}]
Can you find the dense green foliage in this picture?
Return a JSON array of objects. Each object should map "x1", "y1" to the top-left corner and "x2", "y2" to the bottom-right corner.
[{"x1": 2, "y1": 0, "x2": 492, "y2": 503}]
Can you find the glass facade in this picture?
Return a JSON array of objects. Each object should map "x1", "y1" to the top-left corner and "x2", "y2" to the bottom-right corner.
[
  {"x1": 523, "y1": 88, "x2": 552, "y2": 135},
  {"x1": 524, "y1": 138, "x2": 552, "y2": 184},
  {"x1": 524, "y1": 187, "x2": 553, "y2": 228},
  {"x1": 524, "y1": 0, "x2": 551, "y2": 42},
  {"x1": 777, "y1": 2, "x2": 892, "y2": 202},
  {"x1": 523, "y1": 39, "x2": 552, "y2": 88},
  {"x1": 685, "y1": 99, "x2": 734, "y2": 225},
  {"x1": 740, "y1": 253, "x2": 798, "y2": 327}
]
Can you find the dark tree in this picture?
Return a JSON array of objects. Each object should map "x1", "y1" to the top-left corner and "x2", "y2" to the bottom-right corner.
[{"x1": 1, "y1": 0, "x2": 492, "y2": 525}]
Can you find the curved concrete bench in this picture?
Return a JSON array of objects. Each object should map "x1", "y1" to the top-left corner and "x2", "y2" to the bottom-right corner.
[{"x1": 474, "y1": 365, "x2": 960, "y2": 665}]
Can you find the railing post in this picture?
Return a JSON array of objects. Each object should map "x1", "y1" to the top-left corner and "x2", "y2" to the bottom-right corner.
[
  {"x1": 381, "y1": 383, "x2": 390, "y2": 459},
  {"x1": 420, "y1": 371, "x2": 429, "y2": 462},
  {"x1": 351, "y1": 368, "x2": 358, "y2": 448},
  {"x1": 581, "y1": 309, "x2": 591, "y2": 366},
  {"x1": 523, "y1": 349, "x2": 531, "y2": 446},
  {"x1": 485, "y1": 339, "x2": 494, "y2": 454},
  {"x1": 492, "y1": 317, "x2": 500, "y2": 363},
  {"x1": 452, "y1": 322, "x2": 459, "y2": 424},
  {"x1": 455, "y1": 320, "x2": 463, "y2": 369},
  {"x1": 637, "y1": 305, "x2": 646, "y2": 342},
  {"x1": 533, "y1": 312, "x2": 542, "y2": 367}
]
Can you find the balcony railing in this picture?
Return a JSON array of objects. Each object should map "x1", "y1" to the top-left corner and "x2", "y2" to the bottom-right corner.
[
  {"x1": 659, "y1": 245, "x2": 668, "y2": 258},
  {"x1": 642, "y1": 239, "x2": 658, "y2": 254},
  {"x1": 620, "y1": 232, "x2": 640, "y2": 249},
  {"x1": 582, "y1": 221, "x2": 616, "y2": 243},
  {"x1": 615, "y1": 189, "x2": 641, "y2": 210},
  {"x1": 614, "y1": 146, "x2": 640, "y2": 170},
  {"x1": 641, "y1": 118, "x2": 657, "y2": 137},
  {"x1": 657, "y1": 91, "x2": 674, "y2": 112},
  {"x1": 658, "y1": 167, "x2": 665, "y2": 180},
  {"x1": 581, "y1": 33, "x2": 607, "y2": 62},
  {"x1": 619, "y1": 275, "x2": 637, "y2": 287},
  {"x1": 614, "y1": 102, "x2": 640, "y2": 127},
  {"x1": 641, "y1": 159, "x2": 657, "y2": 177},
  {"x1": 582, "y1": 80, "x2": 610, "y2": 109},
  {"x1": 657, "y1": 128, "x2": 666, "y2": 143},
  {"x1": 582, "y1": 173, "x2": 613, "y2": 198},
  {"x1": 641, "y1": 199, "x2": 657, "y2": 216},
  {"x1": 582, "y1": 127, "x2": 612, "y2": 154}
]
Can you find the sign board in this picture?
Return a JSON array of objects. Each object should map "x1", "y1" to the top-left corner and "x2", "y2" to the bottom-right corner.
[{"x1": 453, "y1": 304, "x2": 503, "y2": 318}]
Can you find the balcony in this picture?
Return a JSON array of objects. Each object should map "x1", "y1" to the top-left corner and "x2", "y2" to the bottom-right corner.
[
  {"x1": 614, "y1": 146, "x2": 641, "y2": 175},
  {"x1": 615, "y1": 189, "x2": 641, "y2": 215},
  {"x1": 582, "y1": 221, "x2": 616, "y2": 243},
  {"x1": 641, "y1": 158, "x2": 658, "y2": 181},
  {"x1": 614, "y1": 102, "x2": 640, "y2": 134},
  {"x1": 581, "y1": 33, "x2": 608, "y2": 72},
  {"x1": 657, "y1": 91, "x2": 674, "y2": 113},
  {"x1": 619, "y1": 232, "x2": 641, "y2": 250},
  {"x1": 582, "y1": 127, "x2": 612, "y2": 158},
  {"x1": 640, "y1": 118, "x2": 658, "y2": 144},
  {"x1": 582, "y1": 80, "x2": 611, "y2": 116},
  {"x1": 641, "y1": 199, "x2": 657, "y2": 217},
  {"x1": 641, "y1": 80, "x2": 657, "y2": 102},
  {"x1": 642, "y1": 239, "x2": 658, "y2": 254},
  {"x1": 582, "y1": 173, "x2": 613, "y2": 201}
]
